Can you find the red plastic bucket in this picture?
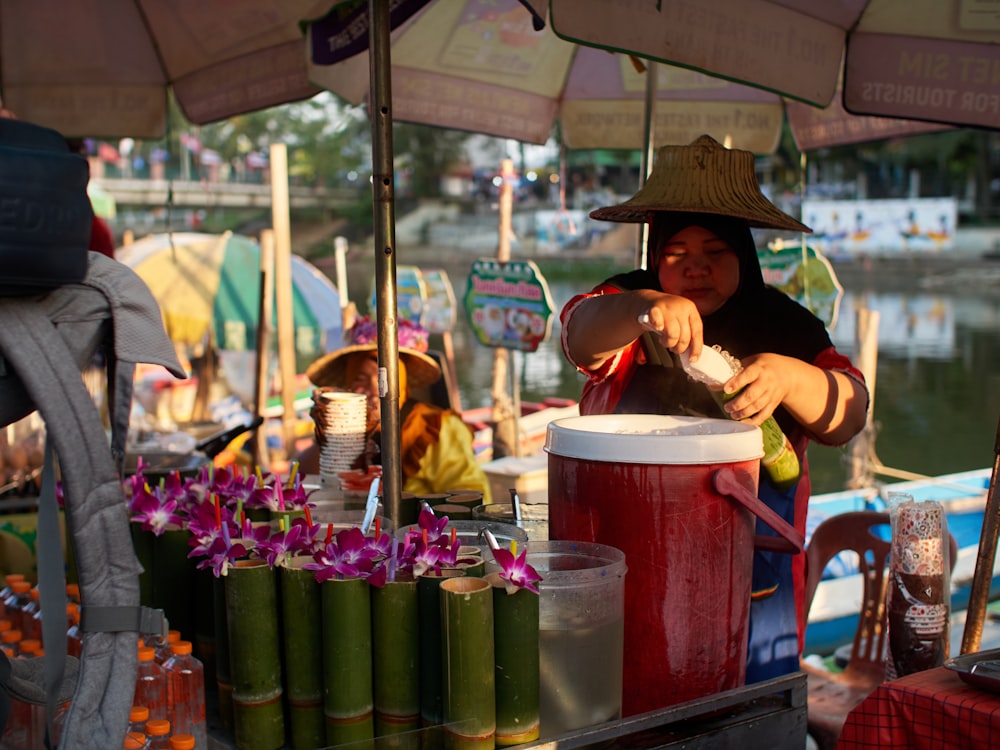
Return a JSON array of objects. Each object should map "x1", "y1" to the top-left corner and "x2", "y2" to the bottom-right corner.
[{"x1": 545, "y1": 414, "x2": 794, "y2": 716}]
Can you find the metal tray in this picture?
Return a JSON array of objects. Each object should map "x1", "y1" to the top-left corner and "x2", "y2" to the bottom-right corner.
[{"x1": 944, "y1": 647, "x2": 1000, "y2": 692}]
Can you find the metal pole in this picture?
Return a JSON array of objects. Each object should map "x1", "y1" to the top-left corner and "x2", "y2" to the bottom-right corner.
[
  {"x1": 961, "y1": 415, "x2": 1000, "y2": 654},
  {"x1": 637, "y1": 59, "x2": 657, "y2": 269},
  {"x1": 368, "y1": 0, "x2": 401, "y2": 528}
]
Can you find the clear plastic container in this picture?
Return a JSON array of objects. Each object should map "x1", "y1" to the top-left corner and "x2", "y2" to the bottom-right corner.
[{"x1": 522, "y1": 541, "x2": 627, "y2": 739}]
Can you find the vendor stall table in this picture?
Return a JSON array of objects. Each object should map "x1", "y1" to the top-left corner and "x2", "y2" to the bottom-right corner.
[
  {"x1": 206, "y1": 672, "x2": 805, "y2": 749},
  {"x1": 837, "y1": 665, "x2": 1000, "y2": 749}
]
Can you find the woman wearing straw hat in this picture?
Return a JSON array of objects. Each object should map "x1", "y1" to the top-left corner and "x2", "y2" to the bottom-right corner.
[
  {"x1": 560, "y1": 135, "x2": 869, "y2": 683},
  {"x1": 299, "y1": 315, "x2": 491, "y2": 501}
]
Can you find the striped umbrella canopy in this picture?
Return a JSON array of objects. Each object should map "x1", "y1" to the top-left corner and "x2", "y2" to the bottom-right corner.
[{"x1": 116, "y1": 231, "x2": 342, "y2": 371}]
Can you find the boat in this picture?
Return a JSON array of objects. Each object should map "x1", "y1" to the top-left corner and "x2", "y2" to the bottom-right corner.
[
  {"x1": 463, "y1": 397, "x2": 579, "y2": 461},
  {"x1": 804, "y1": 467, "x2": 997, "y2": 656}
]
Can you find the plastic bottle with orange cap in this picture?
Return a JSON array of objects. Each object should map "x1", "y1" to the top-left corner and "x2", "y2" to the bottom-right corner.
[
  {"x1": 144, "y1": 718, "x2": 171, "y2": 749},
  {"x1": 135, "y1": 645, "x2": 169, "y2": 723},
  {"x1": 162, "y1": 640, "x2": 207, "y2": 749}
]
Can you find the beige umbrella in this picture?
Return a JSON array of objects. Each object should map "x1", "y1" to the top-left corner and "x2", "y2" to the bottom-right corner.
[
  {"x1": 548, "y1": 0, "x2": 1000, "y2": 133},
  {"x1": 307, "y1": 0, "x2": 785, "y2": 154},
  {"x1": 0, "y1": 0, "x2": 333, "y2": 138}
]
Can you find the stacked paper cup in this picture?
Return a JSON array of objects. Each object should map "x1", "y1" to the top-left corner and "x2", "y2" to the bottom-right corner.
[{"x1": 312, "y1": 390, "x2": 368, "y2": 487}]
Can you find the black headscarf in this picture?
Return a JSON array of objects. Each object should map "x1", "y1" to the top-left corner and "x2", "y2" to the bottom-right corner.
[{"x1": 605, "y1": 212, "x2": 833, "y2": 433}]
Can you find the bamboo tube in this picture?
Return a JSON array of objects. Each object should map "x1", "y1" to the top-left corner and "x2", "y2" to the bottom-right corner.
[
  {"x1": 193, "y1": 567, "x2": 217, "y2": 692},
  {"x1": 213, "y1": 575, "x2": 233, "y2": 730},
  {"x1": 281, "y1": 558, "x2": 325, "y2": 750},
  {"x1": 419, "y1": 493, "x2": 452, "y2": 508},
  {"x1": 225, "y1": 559, "x2": 285, "y2": 750},
  {"x1": 372, "y1": 575, "x2": 421, "y2": 736},
  {"x1": 322, "y1": 576, "x2": 374, "y2": 747},
  {"x1": 154, "y1": 526, "x2": 197, "y2": 641},
  {"x1": 446, "y1": 492, "x2": 483, "y2": 509},
  {"x1": 130, "y1": 521, "x2": 154, "y2": 610},
  {"x1": 487, "y1": 573, "x2": 540, "y2": 745},
  {"x1": 417, "y1": 570, "x2": 465, "y2": 726},
  {"x1": 440, "y1": 577, "x2": 495, "y2": 749},
  {"x1": 454, "y1": 557, "x2": 486, "y2": 578},
  {"x1": 433, "y1": 504, "x2": 473, "y2": 521}
]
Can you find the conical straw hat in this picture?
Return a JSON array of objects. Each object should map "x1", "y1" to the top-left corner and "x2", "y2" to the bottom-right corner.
[
  {"x1": 590, "y1": 134, "x2": 811, "y2": 233},
  {"x1": 306, "y1": 316, "x2": 441, "y2": 389}
]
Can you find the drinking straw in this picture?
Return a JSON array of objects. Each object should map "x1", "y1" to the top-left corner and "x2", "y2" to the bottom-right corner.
[
  {"x1": 214, "y1": 494, "x2": 221, "y2": 529},
  {"x1": 374, "y1": 517, "x2": 381, "y2": 538},
  {"x1": 488, "y1": 572, "x2": 540, "y2": 746},
  {"x1": 276, "y1": 480, "x2": 285, "y2": 512},
  {"x1": 304, "y1": 506, "x2": 313, "y2": 527},
  {"x1": 286, "y1": 461, "x2": 299, "y2": 489}
]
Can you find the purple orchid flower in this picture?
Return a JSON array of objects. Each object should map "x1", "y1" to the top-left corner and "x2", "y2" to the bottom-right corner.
[
  {"x1": 130, "y1": 489, "x2": 184, "y2": 536},
  {"x1": 282, "y1": 479, "x2": 310, "y2": 509},
  {"x1": 303, "y1": 527, "x2": 379, "y2": 583},
  {"x1": 235, "y1": 520, "x2": 274, "y2": 556},
  {"x1": 417, "y1": 506, "x2": 450, "y2": 543},
  {"x1": 256, "y1": 523, "x2": 305, "y2": 568},
  {"x1": 193, "y1": 532, "x2": 248, "y2": 578},
  {"x1": 492, "y1": 547, "x2": 543, "y2": 595}
]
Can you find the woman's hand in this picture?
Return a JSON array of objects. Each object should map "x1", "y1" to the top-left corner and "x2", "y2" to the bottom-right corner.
[
  {"x1": 720, "y1": 353, "x2": 792, "y2": 425},
  {"x1": 636, "y1": 293, "x2": 704, "y2": 360}
]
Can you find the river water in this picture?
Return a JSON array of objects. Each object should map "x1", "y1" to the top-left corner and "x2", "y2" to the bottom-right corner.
[{"x1": 428, "y1": 264, "x2": 1000, "y2": 496}]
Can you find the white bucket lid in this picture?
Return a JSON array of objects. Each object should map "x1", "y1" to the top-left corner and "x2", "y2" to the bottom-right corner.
[{"x1": 544, "y1": 414, "x2": 763, "y2": 465}]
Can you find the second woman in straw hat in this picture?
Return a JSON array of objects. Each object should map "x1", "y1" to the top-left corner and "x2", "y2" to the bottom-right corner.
[
  {"x1": 299, "y1": 315, "x2": 491, "y2": 502},
  {"x1": 560, "y1": 135, "x2": 869, "y2": 683}
]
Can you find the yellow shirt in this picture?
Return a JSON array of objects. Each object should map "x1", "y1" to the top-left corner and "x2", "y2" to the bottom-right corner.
[{"x1": 399, "y1": 403, "x2": 492, "y2": 503}]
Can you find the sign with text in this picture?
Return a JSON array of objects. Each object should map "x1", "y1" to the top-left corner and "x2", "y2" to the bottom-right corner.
[{"x1": 463, "y1": 259, "x2": 554, "y2": 352}]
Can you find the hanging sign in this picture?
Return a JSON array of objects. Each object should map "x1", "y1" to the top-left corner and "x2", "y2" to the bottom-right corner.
[
  {"x1": 369, "y1": 265, "x2": 427, "y2": 324},
  {"x1": 759, "y1": 241, "x2": 844, "y2": 329},
  {"x1": 463, "y1": 259, "x2": 554, "y2": 353},
  {"x1": 420, "y1": 268, "x2": 457, "y2": 335}
]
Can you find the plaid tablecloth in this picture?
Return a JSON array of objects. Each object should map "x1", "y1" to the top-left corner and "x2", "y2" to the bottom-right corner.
[{"x1": 837, "y1": 666, "x2": 1000, "y2": 749}]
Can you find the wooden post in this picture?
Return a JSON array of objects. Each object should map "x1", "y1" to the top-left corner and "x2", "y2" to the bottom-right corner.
[
  {"x1": 251, "y1": 230, "x2": 275, "y2": 471},
  {"x1": 270, "y1": 143, "x2": 297, "y2": 463},
  {"x1": 961, "y1": 416, "x2": 1000, "y2": 654},
  {"x1": 847, "y1": 303, "x2": 880, "y2": 490},
  {"x1": 492, "y1": 159, "x2": 518, "y2": 460}
]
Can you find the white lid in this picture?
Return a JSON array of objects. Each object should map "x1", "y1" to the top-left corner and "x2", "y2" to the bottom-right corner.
[{"x1": 544, "y1": 414, "x2": 763, "y2": 464}]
